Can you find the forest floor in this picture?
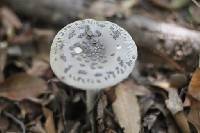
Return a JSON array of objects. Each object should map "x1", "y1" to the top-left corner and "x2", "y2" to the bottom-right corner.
[{"x1": 0, "y1": 0, "x2": 200, "y2": 133}]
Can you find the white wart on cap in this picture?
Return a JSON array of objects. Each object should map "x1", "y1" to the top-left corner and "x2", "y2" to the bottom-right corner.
[{"x1": 50, "y1": 19, "x2": 137, "y2": 90}]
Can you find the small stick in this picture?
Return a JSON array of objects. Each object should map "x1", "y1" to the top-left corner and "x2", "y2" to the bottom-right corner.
[
  {"x1": 191, "y1": 0, "x2": 200, "y2": 7},
  {"x1": 4, "y1": 112, "x2": 26, "y2": 133},
  {"x1": 199, "y1": 54, "x2": 200, "y2": 68}
]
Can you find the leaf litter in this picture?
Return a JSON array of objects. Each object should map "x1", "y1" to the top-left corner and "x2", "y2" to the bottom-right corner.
[{"x1": 0, "y1": 1, "x2": 200, "y2": 133}]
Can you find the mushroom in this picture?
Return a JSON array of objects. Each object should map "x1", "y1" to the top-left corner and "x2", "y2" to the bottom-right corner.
[{"x1": 50, "y1": 19, "x2": 137, "y2": 132}]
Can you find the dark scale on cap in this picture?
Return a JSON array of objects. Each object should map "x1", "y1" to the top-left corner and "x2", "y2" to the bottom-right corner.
[
  {"x1": 110, "y1": 53, "x2": 115, "y2": 56},
  {"x1": 76, "y1": 57, "x2": 82, "y2": 61},
  {"x1": 80, "y1": 63, "x2": 86, "y2": 67},
  {"x1": 77, "y1": 77, "x2": 81, "y2": 82},
  {"x1": 59, "y1": 31, "x2": 65, "y2": 37},
  {"x1": 98, "y1": 66, "x2": 103, "y2": 69},
  {"x1": 81, "y1": 78, "x2": 85, "y2": 83},
  {"x1": 101, "y1": 60, "x2": 108, "y2": 63},
  {"x1": 59, "y1": 43, "x2": 65, "y2": 50},
  {"x1": 64, "y1": 65, "x2": 72, "y2": 74},
  {"x1": 97, "y1": 80, "x2": 101, "y2": 83},
  {"x1": 104, "y1": 77, "x2": 108, "y2": 80},
  {"x1": 116, "y1": 68, "x2": 120, "y2": 74},
  {"x1": 95, "y1": 73, "x2": 103, "y2": 77},
  {"x1": 73, "y1": 76, "x2": 76, "y2": 81},
  {"x1": 126, "y1": 60, "x2": 133, "y2": 66},
  {"x1": 85, "y1": 60, "x2": 90, "y2": 63},
  {"x1": 68, "y1": 30, "x2": 76, "y2": 39},
  {"x1": 78, "y1": 70, "x2": 87, "y2": 75},
  {"x1": 120, "y1": 68, "x2": 125, "y2": 74},
  {"x1": 60, "y1": 54, "x2": 67, "y2": 62},
  {"x1": 107, "y1": 71, "x2": 116, "y2": 78},
  {"x1": 90, "y1": 65, "x2": 96, "y2": 70}
]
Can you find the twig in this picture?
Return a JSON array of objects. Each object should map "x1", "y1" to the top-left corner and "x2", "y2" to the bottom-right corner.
[
  {"x1": 199, "y1": 54, "x2": 200, "y2": 68},
  {"x1": 165, "y1": 89, "x2": 190, "y2": 133},
  {"x1": 4, "y1": 112, "x2": 26, "y2": 133},
  {"x1": 191, "y1": 0, "x2": 200, "y2": 7}
]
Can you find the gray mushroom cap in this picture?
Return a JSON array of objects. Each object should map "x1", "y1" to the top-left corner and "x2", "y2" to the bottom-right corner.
[{"x1": 50, "y1": 19, "x2": 137, "y2": 90}]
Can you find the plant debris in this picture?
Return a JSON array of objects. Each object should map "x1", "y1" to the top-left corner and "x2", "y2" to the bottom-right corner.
[{"x1": 0, "y1": 0, "x2": 200, "y2": 132}]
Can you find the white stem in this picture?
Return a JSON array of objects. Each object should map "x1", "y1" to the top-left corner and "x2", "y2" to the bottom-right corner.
[
  {"x1": 86, "y1": 89, "x2": 100, "y2": 133},
  {"x1": 86, "y1": 89, "x2": 100, "y2": 113}
]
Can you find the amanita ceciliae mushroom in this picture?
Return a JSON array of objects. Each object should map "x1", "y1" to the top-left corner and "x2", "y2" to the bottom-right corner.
[{"x1": 50, "y1": 19, "x2": 137, "y2": 132}]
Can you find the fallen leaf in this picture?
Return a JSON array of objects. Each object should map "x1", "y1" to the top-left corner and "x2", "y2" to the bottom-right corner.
[
  {"x1": 87, "y1": 0, "x2": 118, "y2": 19},
  {"x1": 169, "y1": 73, "x2": 187, "y2": 88},
  {"x1": 0, "y1": 7, "x2": 22, "y2": 29},
  {"x1": 149, "y1": 0, "x2": 189, "y2": 10},
  {"x1": 188, "y1": 68, "x2": 200, "y2": 101},
  {"x1": 28, "y1": 118, "x2": 46, "y2": 133},
  {"x1": 123, "y1": 80, "x2": 151, "y2": 96},
  {"x1": 112, "y1": 83, "x2": 141, "y2": 133},
  {"x1": 86, "y1": 0, "x2": 139, "y2": 19},
  {"x1": 8, "y1": 28, "x2": 33, "y2": 45},
  {"x1": 97, "y1": 93, "x2": 108, "y2": 133},
  {"x1": 150, "y1": 73, "x2": 187, "y2": 92},
  {"x1": 165, "y1": 89, "x2": 183, "y2": 115},
  {"x1": 143, "y1": 111, "x2": 160, "y2": 130},
  {"x1": 165, "y1": 89, "x2": 190, "y2": 133},
  {"x1": 33, "y1": 28, "x2": 55, "y2": 62},
  {"x1": 189, "y1": 5, "x2": 200, "y2": 24},
  {"x1": 43, "y1": 107, "x2": 56, "y2": 133},
  {"x1": 19, "y1": 99, "x2": 42, "y2": 120},
  {"x1": 0, "y1": 73, "x2": 47, "y2": 101},
  {"x1": 27, "y1": 57, "x2": 50, "y2": 77},
  {"x1": 69, "y1": 122, "x2": 81, "y2": 133},
  {"x1": 187, "y1": 98, "x2": 200, "y2": 132},
  {"x1": 0, "y1": 115, "x2": 10, "y2": 131},
  {"x1": 119, "y1": 0, "x2": 139, "y2": 16},
  {"x1": 0, "y1": 42, "x2": 7, "y2": 83}
]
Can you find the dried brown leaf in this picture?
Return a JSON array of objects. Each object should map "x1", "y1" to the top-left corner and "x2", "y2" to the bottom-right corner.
[
  {"x1": 19, "y1": 99, "x2": 42, "y2": 120},
  {"x1": 27, "y1": 58, "x2": 50, "y2": 77},
  {"x1": 0, "y1": 7, "x2": 22, "y2": 29},
  {"x1": 87, "y1": 0, "x2": 118, "y2": 19},
  {"x1": 33, "y1": 28, "x2": 55, "y2": 62},
  {"x1": 43, "y1": 107, "x2": 56, "y2": 133},
  {"x1": 112, "y1": 83, "x2": 141, "y2": 133},
  {"x1": 28, "y1": 118, "x2": 46, "y2": 133},
  {"x1": 0, "y1": 73, "x2": 47, "y2": 101},
  {"x1": 189, "y1": 5, "x2": 200, "y2": 24},
  {"x1": 188, "y1": 68, "x2": 200, "y2": 101},
  {"x1": 165, "y1": 89, "x2": 183, "y2": 115},
  {"x1": 97, "y1": 93, "x2": 108, "y2": 132},
  {"x1": 86, "y1": 0, "x2": 138, "y2": 19},
  {"x1": 165, "y1": 89, "x2": 190, "y2": 133},
  {"x1": 8, "y1": 29, "x2": 33, "y2": 45},
  {"x1": 123, "y1": 80, "x2": 151, "y2": 96},
  {"x1": 69, "y1": 122, "x2": 81, "y2": 133},
  {"x1": 0, "y1": 42, "x2": 7, "y2": 83},
  {"x1": 149, "y1": 0, "x2": 189, "y2": 10},
  {"x1": 187, "y1": 98, "x2": 200, "y2": 132},
  {"x1": 0, "y1": 115, "x2": 10, "y2": 131}
]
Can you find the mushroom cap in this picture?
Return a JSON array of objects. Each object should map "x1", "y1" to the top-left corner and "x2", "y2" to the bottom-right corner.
[{"x1": 50, "y1": 19, "x2": 137, "y2": 90}]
